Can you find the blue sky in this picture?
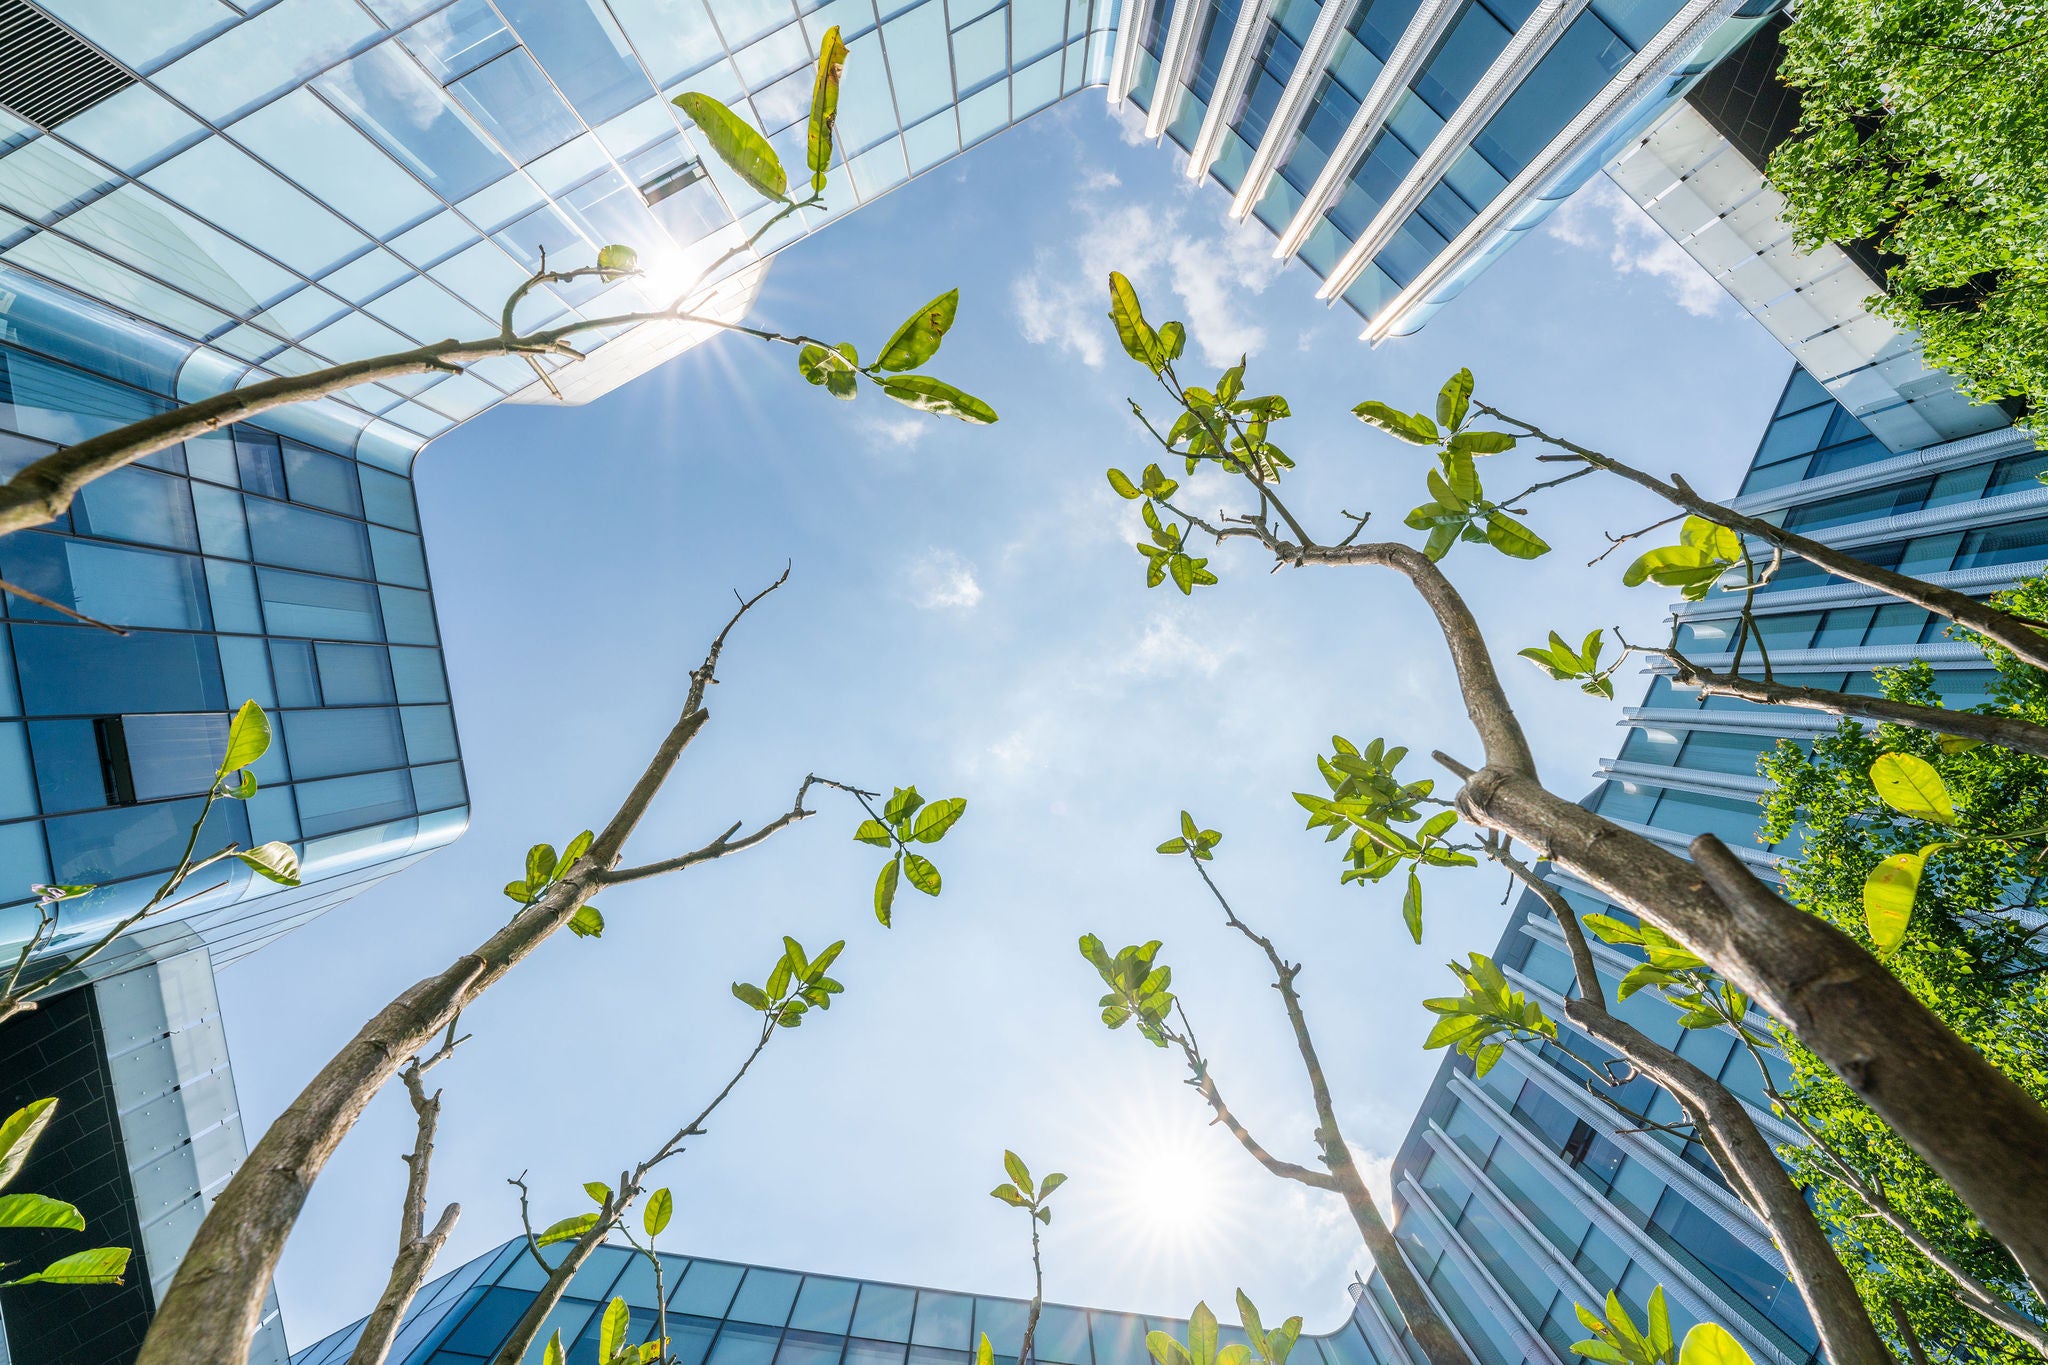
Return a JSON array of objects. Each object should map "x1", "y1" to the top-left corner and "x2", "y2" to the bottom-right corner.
[{"x1": 219, "y1": 96, "x2": 1787, "y2": 1351}]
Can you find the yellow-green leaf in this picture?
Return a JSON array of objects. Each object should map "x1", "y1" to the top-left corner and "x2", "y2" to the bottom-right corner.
[
  {"x1": 674, "y1": 92, "x2": 787, "y2": 199},
  {"x1": 806, "y1": 26, "x2": 849, "y2": 191},
  {"x1": 877, "y1": 374, "x2": 997, "y2": 424},
  {"x1": 877, "y1": 289, "x2": 960, "y2": 371},
  {"x1": 239, "y1": 841, "x2": 301, "y2": 887},
  {"x1": 1864, "y1": 842, "x2": 1944, "y2": 956},
  {"x1": 1486, "y1": 513, "x2": 1550, "y2": 560},
  {"x1": 220, "y1": 699, "x2": 270, "y2": 777},
  {"x1": 1677, "y1": 1324, "x2": 1753, "y2": 1365},
  {"x1": 0, "y1": 1099, "x2": 57, "y2": 1194},
  {"x1": 1107, "y1": 271, "x2": 1161, "y2": 372},
  {"x1": 601, "y1": 1296, "x2": 630, "y2": 1363},
  {"x1": 598, "y1": 244, "x2": 640, "y2": 272},
  {"x1": 2, "y1": 1246, "x2": 129, "y2": 1286},
  {"x1": 0, "y1": 1193, "x2": 83, "y2": 1230},
  {"x1": 645, "y1": 1186, "x2": 673, "y2": 1237},
  {"x1": 1869, "y1": 753, "x2": 1956, "y2": 824},
  {"x1": 1679, "y1": 516, "x2": 1743, "y2": 562}
]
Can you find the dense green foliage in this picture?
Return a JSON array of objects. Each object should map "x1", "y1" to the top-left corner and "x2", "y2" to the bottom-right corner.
[
  {"x1": 1770, "y1": 0, "x2": 2048, "y2": 417},
  {"x1": 1760, "y1": 589, "x2": 2048, "y2": 1360}
]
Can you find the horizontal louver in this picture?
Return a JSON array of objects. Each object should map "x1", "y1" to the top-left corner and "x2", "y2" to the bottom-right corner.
[{"x1": 0, "y1": 0, "x2": 133, "y2": 130}]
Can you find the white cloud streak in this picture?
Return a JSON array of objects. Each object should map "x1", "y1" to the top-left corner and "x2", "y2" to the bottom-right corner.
[
  {"x1": 1547, "y1": 175, "x2": 1729, "y2": 318},
  {"x1": 906, "y1": 548, "x2": 984, "y2": 610}
]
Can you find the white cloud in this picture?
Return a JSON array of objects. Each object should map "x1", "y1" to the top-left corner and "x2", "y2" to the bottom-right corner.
[
  {"x1": 1082, "y1": 167, "x2": 1122, "y2": 191},
  {"x1": 906, "y1": 548, "x2": 983, "y2": 610},
  {"x1": 1119, "y1": 612, "x2": 1236, "y2": 678},
  {"x1": 855, "y1": 412, "x2": 932, "y2": 452},
  {"x1": 1547, "y1": 175, "x2": 1728, "y2": 318},
  {"x1": 1012, "y1": 174, "x2": 1284, "y2": 370}
]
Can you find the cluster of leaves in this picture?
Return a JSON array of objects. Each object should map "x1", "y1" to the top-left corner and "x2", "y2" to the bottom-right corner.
[
  {"x1": 533, "y1": 1178, "x2": 672, "y2": 1256},
  {"x1": 1570, "y1": 1288, "x2": 1753, "y2": 1365},
  {"x1": 503, "y1": 830, "x2": 604, "y2": 938},
  {"x1": 1147, "y1": 1296, "x2": 1301, "y2": 1365},
  {"x1": 1420, "y1": 953, "x2": 1556, "y2": 1077},
  {"x1": 1581, "y1": 913, "x2": 1762, "y2": 1039},
  {"x1": 541, "y1": 1293, "x2": 663, "y2": 1365},
  {"x1": 1854, "y1": 750, "x2": 2014, "y2": 957},
  {"x1": 1292, "y1": 736, "x2": 1473, "y2": 941},
  {"x1": 1356, "y1": 370, "x2": 1545, "y2": 562},
  {"x1": 1622, "y1": 517, "x2": 1745, "y2": 602},
  {"x1": 1760, "y1": 649, "x2": 2048, "y2": 1362},
  {"x1": 0, "y1": 1099, "x2": 130, "y2": 1288},
  {"x1": 1101, "y1": 272, "x2": 1298, "y2": 595},
  {"x1": 1770, "y1": 0, "x2": 2048, "y2": 418},
  {"x1": 730, "y1": 936, "x2": 846, "y2": 1028},
  {"x1": 1518, "y1": 628, "x2": 1620, "y2": 700},
  {"x1": 1156, "y1": 810, "x2": 1221, "y2": 860},
  {"x1": 1078, "y1": 935, "x2": 1175, "y2": 1047},
  {"x1": 854, "y1": 786, "x2": 966, "y2": 926},
  {"x1": 1105, "y1": 463, "x2": 1218, "y2": 594},
  {"x1": 672, "y1": 31, "x2": 995, "y2": 425},
  {"x1": 988, "y1": 1149, "x2": 1065, "y2": 1225}
]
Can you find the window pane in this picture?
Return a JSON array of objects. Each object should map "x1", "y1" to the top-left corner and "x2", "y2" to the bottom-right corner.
[
  {"x1": 359, "y1": 465, "x2": 422, "y2": 531},
  {"x1": 450, "y1": 49, "x2": 587, "y2": 162},
  {"x1": 411, "y1": 761, "x2": 467, "y2": 812},
  {"x1": 273, "y1": 640, "x2": 321, "y2": 707},
  {"x1": 283, "y1": 442, "x2": 365, "y2": 515},
  {"x1": 47, "y1": 794, "x2": 248, "y2": 884},
  {"x1": 673, "y1": 1262, "x2": 745, "y2": 1318},
  {"x1": 731, "y1": 1270, "x2": 803, "y2": 1327},
  {"x1": 370, "y1": 526, "x2": 430, "y2": 588},
  {"x1": 294, "y1": 768, "x2": 415, "y2": 837},
  {"x1": 712, "y1": 1322, "x2": 785, "y2": 1365},
  {"x1": 318, "y1": 44, "x2": 513, "y2": 201},
  {"x1": 122, "y1": 711, "x2": 231, "y2": 801},
  {"x1": 246, "y1": 499, "x2": 374, "y2": 578},
  {"x1": 853, "y1": 1287, "x2": 916, "y2": 1343},
  {"x1": 911, "y1": 1293, "x2": 972, "y2": 1349},
  {"x1": 790, "y1": 1278, "x2": 859, "y2": 1335},
  {"x1": 72, "y1": 466, "x2": 198, "y2": 550},
  {"x1": 390, "y1": 646, "x2": 450, "y2": 702},
  {"x1": 13, "y1": 625, "x2": 224, "y2": 715},
  {"x1": 317, "y1": 643, "x2": 396, "y2": 704}
]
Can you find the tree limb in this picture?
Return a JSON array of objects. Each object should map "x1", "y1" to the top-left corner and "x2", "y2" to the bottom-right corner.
[
  {"x1": 348, "y1": 1051, "x2": 463, "y2": 1365},
  {"x1": 600, "y1": 773, "x2": 827, "y2": 885}
]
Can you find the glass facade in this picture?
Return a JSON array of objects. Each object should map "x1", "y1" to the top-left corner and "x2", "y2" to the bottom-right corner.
[
  {"x1": 291, "y1": 1238, "x2": 1404, "y2": 1365},
  {"x1": 1365, "y1": 365, "x2": 2041, "y2": 1365}
]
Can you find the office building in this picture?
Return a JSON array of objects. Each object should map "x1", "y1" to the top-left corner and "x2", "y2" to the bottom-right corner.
[{"x1": 289, "y1": 1238, "x2": 1407, "y2": 1365}]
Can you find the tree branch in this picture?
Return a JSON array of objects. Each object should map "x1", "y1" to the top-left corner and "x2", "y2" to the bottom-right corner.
[
  {"x1": 599, "y1": 773, "x2": 832, "y2": 885},
  {"x1": 348, "y1": 1050, "x2": 464, "y2": 1365}
]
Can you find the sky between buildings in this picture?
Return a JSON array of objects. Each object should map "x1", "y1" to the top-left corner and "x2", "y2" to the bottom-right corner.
[{"x1": 216, "y1": 96, "x2": 1787, "y2": 1351}]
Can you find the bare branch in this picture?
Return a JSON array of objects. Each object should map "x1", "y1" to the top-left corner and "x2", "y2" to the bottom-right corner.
[
  {"x1": 349, "y1": 1055, "x2": 463, "y2": 1365},
  {"x1": 0, "y1": 575, "x2": 129, "y2": 632},
  {"x1": 599, "y1": 773, "x2": 830, "y2": 885}
]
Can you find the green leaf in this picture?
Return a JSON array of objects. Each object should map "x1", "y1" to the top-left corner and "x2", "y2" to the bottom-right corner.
[
  {"x1": 584, "y1": 1182, "x2": 613, "y2": 1205},
  {"x1": 1677, "y1": 1324, "x2": 1753, "y2": 1365},
  {"x1": 1, "y1": 1246, "x2": 129, "y2": 1287},
  {"x1": 1148, "y1": 1333, "x2": 1193, "y2": 1365},
  {"x1": 238, "y1": 841, "x2": 302, "y2": 887},
  {"x1": 1570, "y1": 1343, "x2": 1630, "y2": 1365},
  {"x1": 1447, "y1": 430, "x2": 1516, "y2": 455},
  {"x1": 1485, "y1": 513, "x2": 1551, "y2": 560},
  {"x1": 0, "y1": 1098, "x2": 57, "y2": 1193},
  {"x1": 538, "y1": 1213, "x2": 600, "y2": 1247},
  {"x1": 912, "y1": 797, "x2": 967, "y2": 843},
  {"x1": 601, "y1": 1296, "x2": 630, "y2": 1363},
  {"x1": 1436, "y1": 369, "x2": 1473, "y2": 431},
  {"x1": 673, "y1": 92, "x2": 787, "y2": 199},
  {"x1": 877, "y1": 289, "x2": 960, "y2": 372},
  {"x1": 798, "y1": 343, "x2": 860, "y2": 399},
  {"x1": 1038, "y1": 1171, "x2": 1066, "y2": 1198},
  {"x1": 0, "y1": 1193, "x2": 83, "y2": 1230},
  {"x1": 569, "y1": 905, "x2": 605, "y2": 939},
  {"x1": 1353, "y1": 401, "x2": 1440, "y2": 445},
  {"x1": 1864, "y1": 842, "x2": 1944, "y2": 956},
  {"x1": 561, "y1": 830, "x2": 594, "y2": 868},
  {"x1": 902, "y1": 852, "x2": 941, "y2": 896},
  {"x1": 527, "y1": 843, "x2": 558, "y2": 888},
  {"x1": 1869, "y1": 753, "x2": 1957, "y2": 824},
  {"x1": 1646, "y1": 1289, "x2": 1674, "y2": 1363},
  {"x1": 1107, "y1": 468, "x2": 1142, "y2": 499},
  {"x1": 805, "y1": 26, "x2": 849, "y2": 191},
  {"x1": 978, "y1": 1335, "x2": 996, "y2": 1365},
  {"x1": 1189, "y1": 1303, "x2": 1219, "y2": 1365},
  {"x1": 884, "y1": 787, "x2": 924, "y2": 824},
  {"x1": 1444, "y1": 450, "x2": 1481, "y2": 504},
  {"x1": 1108, "y1": 271, "x2": 1162, "y2": 372},
  {"x1": 546, "y1": 1331, "x2": 567, "y2": 1365},
  {"x1": 875, "y1": 855, "x2": 901, "y2": 926},
  {"x1": 598, "y1": 244, "x2": 640, "y2": 273},
  {"x1": 1158, "y1": 321, "x2": 1186, "y2": 362},
  {"x1": 220, "y1": 700, "x2": 271, "y2": 776},
  {"x1": 877, "y1": 374, "x2": 998, "y2": 424},
  {"x1": 505, "y1": 880, "x2": 533, "y2": 905},
  {"x1": 732, "y1": 981, "x2": 772, "y2": 1009},
  {"x1": 1004, "y1": 1150, "x2": 1033, "y2": 1196},
  {"x1": 990, "y1": 1182, "x2": 1027, "y2": 1207},
  {"x1": 228, "y1": 769, "x2": 257, "y2": 800},
  {"x1": 854, "y1": 819, "x2": 894, "y2": 847},
  {"x1": 1157, "y1": 838, "x2": 1188, "y2": 854},
  {"x1": 1679, "y1": 516, "x2": 1743, "y2": 562},
  {"x1": 1403, "y1": 870, "x2": 1423, "y2": 944}
]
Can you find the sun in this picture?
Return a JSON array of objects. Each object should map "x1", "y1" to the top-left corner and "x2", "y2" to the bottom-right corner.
[{"x1": 1078, "y1": 1100, "x2": 1259, "y2": 1269}]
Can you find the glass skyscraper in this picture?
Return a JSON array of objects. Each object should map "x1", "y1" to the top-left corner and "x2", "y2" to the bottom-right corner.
[{"x1": 289, "y1": 1237, "x2": 1407, "y2": 1365}]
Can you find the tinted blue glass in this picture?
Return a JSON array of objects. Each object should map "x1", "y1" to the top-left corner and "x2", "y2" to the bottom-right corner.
[
  {"x1": 47, "y1": 794, "x2": 248, "y2": 884},
  {"x1": 444, "y1": 1288, "x2": 535, "y2": 1355},
  {"x1": 258, "y1": 569, "x2": 383, "y2": 641},
  {"x1": 789, "y1": 1279, "x2": 858, "y2": 1335},
  {"x1": 185, "y1": 430, "x2": 238, "y2": 486},
  {"x1": 1, "y1": 534, "x2": 209, "y2": 630},
  {"x1": 411, "y1": 761, "x2": 466, "y2": 812},
  {"x1": 1470, "y1": 11, "x2": 1629, "y2": 179},
  {"x1": 236, "y1": 428, "x2": 288, "y2": 498},
  {"x1": 1959, "y1": 516, "x2": 2048, "y2": 568},
  {"x1": 1773, "y1": 367, "x2": 1830, "y2": 416},
  {"x1": 192, "y1": 484, "x2": 250, "y2": 559},
  {"x1": 380, "y1": 585, "x2": 439, "y2": 644},
  {"x1": 359, "y1": 465, "x2": 421, "y2": 531},
  {"x1": 910, "y1": 1293, "x2": 972, "y2": 1349},
  {"x1": 1373, "y1": 214, "x2": 1446, "y2": 286},
  {"x1": 493, "y1": 0, "x2": 653, "y2": 124},
  {"x1": 295, "y1": 769, "x2": 415, "y2": 837},
  {"x1": 72, "y1": 466, "x2": 198, "y2": 550},
  {"x1": 282, "y1": 708, "x2": 407, "y2": 778},
  {"x1": 246, "y1": 500, "x2": 374, "y2": 579},
  {"x1": 319, "y1": 44, "x2": 512, "y2": 201},
  {"x1": 14, "y1": 625, "x2": 225, "y2": 715},
  {"x1": 712, "y1": 1322, "x2": 785, "y2": 1365},
  {"x1": 316, "y1": 643, "x2": 396, "y2": 704},
  {"x1": 1324, "y1": 134, "x2": 1414, "y2": 236},
  {"x1": 671, "y1": 1319, "x2": 722, "y2": 1365},
  {"x1": 1589, "y1": 0, "x2": 1681, "y2": 46},
  {"x1": 673, "y1": 1262, "x2": 745, "y2": 1318},
  {"x1": 369, "y1": 526, "x2": 429, "y2": 589},
  {"x1": 450, "y1": 50, "x2": 586, "y2": 162},
  {"x1": 272, "y1": 640, "x2": 321, "y2": 708},
  {"x1": 0, "y1": 723, "x2": 34, "y2": 820},
  {"x1": 204, "y1": 560, "x2": 262, "y2": 634},
  {"x1": 1355, "y1": 0, "x2": 1424, "y2": 57},
  {"x1": 844, "y1": 1341, "x2": 905, "y2": 1365},
  {"x1": 1031, "y1": 1307, "x2": 1090, "y2": 1365},
  {"x1": 283, "y1": 442, "x2": 365, "y2": 516},
  {"x1": 28, "y1": 720, "x2": 104, "y2": 813},
  {"x1": 389, "y1": 646, "x2": 450, "y2": 703},
  {"x1": 218, "y1": 634, "x2": 276, "y2": 709},
  {"x1": 1090, "y1": 1314, "x2": 1146, "y2": 1365},
  {"x1": 1412, "y1": 5, "x2": 1511, "y2": 118},
  {"x1": 852, "y1": 1287, "x2": 915, "y2": 1342},
  {"x1": 731, "y1": 1270, "x2": 802, "y2": 1327},
  {"x1": 1416, "y1": 180, "x2": 1477, "y2": 239}
]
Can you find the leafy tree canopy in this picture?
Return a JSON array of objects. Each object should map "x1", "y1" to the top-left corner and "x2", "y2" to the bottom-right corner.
[
  {"x1": 1759, "y1": 577, "x2": 2048, "y2": 1362},
  {"x1": 1770, "y1": 0, "x2": 2048, "y2": 418}
]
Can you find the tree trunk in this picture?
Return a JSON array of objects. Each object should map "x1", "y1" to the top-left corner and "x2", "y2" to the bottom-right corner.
[
  {"x1": 1453, "y1": 765, "x2": 2048, "y2": 1295},
  {"x1": 1665, "y1": 665, "x2": 2048, "y2": 760},
  {"x1": 136, "y1": 710, "x2": 711, "y2": 1365},
  {"x1": 1564, "y1": 1003, "x2": 1890, "y2": 1365},
  {"x1": 1334, "y1": 1166, "x2": 1471, "y2": 1365},
  {"x1": 350, "y1": 1203, "x2": 460, "y2": 1365},
  {"x1": 491, "y1": 1224, "x2": 613, "y2": 1365}
]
